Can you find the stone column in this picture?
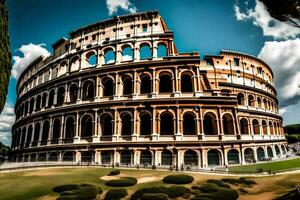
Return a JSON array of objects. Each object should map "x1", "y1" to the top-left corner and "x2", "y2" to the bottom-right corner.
[
  {"x1": 74, "y1": 112, "x2": 80, "y2": 143},
  {"x1": 93, "y1": 110, "x2": 99, "y2": 142}
]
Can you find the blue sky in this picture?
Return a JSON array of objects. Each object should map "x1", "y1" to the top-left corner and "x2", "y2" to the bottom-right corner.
[{"x1": 1, "y1": 0, "x2": 300, "y2": 145}]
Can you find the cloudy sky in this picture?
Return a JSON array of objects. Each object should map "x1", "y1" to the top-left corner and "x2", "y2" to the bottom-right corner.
[{"x1": 1, "y1": 0, "x2": 299, "y2": 145}]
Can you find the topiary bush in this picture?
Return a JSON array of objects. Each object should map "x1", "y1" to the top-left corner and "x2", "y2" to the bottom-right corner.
[
  {"x1": 221, "y1": 177, "x2": 256, "y2": 187},
  {"x1": 53, "y1": 184, "x2": 80, "y2": 193},
  {"x1": 191, "y1": 183, "x2": 239, "y2": 200},
  {"x1": 168, "y1": 185, "x2": 190, "y2": 198},
  {"x1": 105, "y1": 177, "x2": 137, "y2": 187},
  {"x1": 54, "y1": 183, "x2": 99, "y2": 200},
  {"x1": 206, "y1": 179, "x2": 231, "y2": 188},
  {"x1": 141, "y1": 193, "x2": 168, "y2": 200},
  {"x1": 163, "y1": 174, "x2": 194, "y2": 184},
  {"x1": 108, "y1": 170, "x2": 121, "y2": 176},
  {"x1": 104, "y1": 189, "x2": 128, "y2": 200}
]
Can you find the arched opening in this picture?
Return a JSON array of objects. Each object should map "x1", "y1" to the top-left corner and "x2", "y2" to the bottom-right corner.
[
  {"x1": 33, "y1": 123, "x2": 40, "y2": 146},
  {"x1": 121, "y1": 113, "x2": 132, "y2": 136},
  {"x1": 207, "y1": 149, "x2": 221, "y2": 167},
  {"x1": 264, "y1": 99, "x2": 268, "y2": 110},
  {"x1": 48, "y1": 90, "x2": 55, "y2": 107},
  {"x1": 48, "y1": 152, "x2": 58, "y2": 162},
  {"x1": 52, "y1": 119, "x2": 60, "y2": 143},
  {"x1": 41, "y1": 121, "x2": 49, "y2": 145},
  {"x1": 252, "y1": 119, "x2": 260, "y2": 135},
  {"x1": 140, "y1": 74, "x2": 151, "y2": 94},
  {"x1": 87, "y1": 52, "x2": 97, "y2": 66},
  {"x1": 140, "y1": 44, "x2": 152, "y2": 59},
  {"x1": 269, "y1": 121, "x2": 274, "y2": 135},
  {"x1": 183, "y1": 113, "x2": 196, "y2": 135},
  {"x1": 70, "y1": 56, "x2": 80, "y2": 72},
  {"x1": 65, "y1": 117, "x2": 75, "y2": 141},
  {"x1": 101, "y1": 113, "x2": 113, "y2": 136},
  {"x1": 281, "y1": 145, "x2": 286, "y2": 155},
  {"x1": 102, "y1": 77, "x2": 114, "y2": 96},
  {"x1": 122, "y1": 46, "x2": 133, "y2": 61},
  {"x1": 101, "y1": 151, "x2": 113, "y2": 164},
  {"x1": 237, "y1": 93, "x2": 245, "y2": 105},
  {"x1": 63, "y1": 151, "x2": 74, "y2": 162},
  {"x1": 181, "y1": 73, "x2": 193, "y2": 93},
  {"x1": 122, "y1": 75, "x2": 133, "y2": 95},
  {"x1": 42, "y1": 93, "x2": 47, "y2": 108},
  {"x1": 228, "y1": 149, "x2": 240, "y2": 165},
  {"x1": 140, "y1": 113, "x2": 151, "y2": 135},
  {"x1": 69, "y1": 84, "x2": 78, "y2": 103},
  {"x1": 120, "y1": 150, "x2": 133, "y2": 165},
  {"x1": 26, "y1": 125, "x2": 33, "y2": 147},
  {"x1": 140, "y1": 150, "x2": 152, "y2": 166},
  {"x1": 30, "y1": 154, "x2": 36, "y2": 162},
  {"x1": 222, "y1": 114, "x2": 234, "y2": 135},
  {"x1": 57, "y1": 87, "x2": 65, "y2": 105},
  {"x1": 157, "y1": 43, "x2": 167, "y2": 58},
  {"x1": 29, "y1": 98, "x2": 34, "y2": 113},
  {"x1": 81, "y1": 151, "x2": 93, "y2": 163},
  {"x1": 257, "y1": 97, "x2": 262, "y2": 108},
  {"x1": 262, "y1": 120, "x2": 267, "y2": 135},
  {"x1": 21, "y1": 128, "x2": 26, "y2": 147},
  {"x1": 267, "y1": 146, "x2": 274, "y2": 158},
  {"x1": 82, "y1": 80, "x2": 95, "y2": 100},
  {"x1": 160, "y1": 112, "x2": 174, "y2": 135},
  {"x1": 244, "y1": 148, "x2": 255, "y2": 162},
  {"x1": 104, "y1": 49, "x2": 115, "y2": 64},
  {"x1": 275, "y1": 145, "x2": 281, "y2": 157},
  {"x1": 204, "y1": 112, "x2": 218, "y2": 135},
  {"x1": 161, "y1": 150, "x2": 172, "y2": 166},
  {"x1": 24, "y1": 101, "x2": 29, "y2": 115},
  {"x1": 159, "y1": 73, "x2": 173, "y2": 93},
  {"x1": 184, "y1": 150, "x2": 198, "y2": 166},
  {"x1": 81, "y1": 115, "x2": 93, "y2": 137},
  {"x1": 36, "y1": 95, "x2": 41, "y2": 111},
  {"x1": 240, "y1": 118, "x2": 249, "y2": 135},
  {"x1": 248, "y1": 95, "x2": 255, "y2": 107},
  {"x1": 256, "y1": 147, "x2": 265, "y2": 161},
  {"x1": 38, "y1": 153, "x2": 47, "y2": 162}
]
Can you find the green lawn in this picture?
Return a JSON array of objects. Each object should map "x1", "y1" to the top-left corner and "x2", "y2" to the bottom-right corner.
[{"x1": 229, "y1": 158, "x2": 300, "y2": 172}]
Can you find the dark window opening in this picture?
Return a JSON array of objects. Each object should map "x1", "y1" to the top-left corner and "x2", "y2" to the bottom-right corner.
[
  {"x1": 160, "y1": 112, "x2": 174, "y2": 135},
  {"x1": 183, "y1": 113, "x2": 196, "y2": 135},
  {"x1": 81, "y1": 115, "x2": 93, "y2": 137},
  {"x1": 101, "y1": 114, "x2": 113, "y2": 136},
  {"x1": 159, "y1": 74, "x2": 173, "y2": 93},
  {"x1": 140, "y1": 75, "x2": 151, "y2": 94},
  {"x1": 181, "y1": 74, "x2": 193, "y2": 92},
  {"x1": 103, "y1": 78, "x2": 114, "y2": 96},
  {"x1": 122, "y1": 76, "x2": 133, "y2": 95},
  {"x1": 140, "y1": 113, "x2": 151, "y2": 135},
  {"x1": 121, "y1": 114, "x2": 132, "y2": 136}
]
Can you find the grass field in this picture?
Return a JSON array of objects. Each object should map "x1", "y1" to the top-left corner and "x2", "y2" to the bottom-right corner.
[
  {"x1": 0, "y1": 167, "x2": 300, "y2": 200},
  {"x1": 229, "y1": 158, "x2": 300, "y2": 172}
]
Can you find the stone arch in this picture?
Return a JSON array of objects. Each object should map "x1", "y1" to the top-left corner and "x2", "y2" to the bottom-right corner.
[
  {"x1": 42, "y1": 121, "x2": 50, "y2": 144},
  {"x1": 140, "y1": 43, "x2": 152, "y2": 59},
  {"x1": 181, "y1": 72, "x2": 193, "y2": 93},
  {"x1": 227, "y1": 149, "x2": 240, "y2": 165},
  {"x1": 42, "y1": 92, "x2": 47, "y2": 108},
  {"x1": 140, "y1": 111, "x2": 152, "y2": 135},
  {"x1": 29, "y1": 98, "x2": 34, "y2": 113},
  {"x1": 33, "y1": 122, "x2": 40, "y2": 144},
  {"x1": 262, "y1": 120, "x2": 268, "y2": 135},
  {"x1": 222, "y1": 113, "x2": 234, "y2": 135},
  {"x1": 52, "y1": 118, "x2": 61, "y2": 143},
  {"x1": 57, "y1": 86, "x2": 65, "y2": 105},
  {"x1": 257, "y1": 97, "x2": 262, "y2": 108},
  {"x1": 62, "y1": 151, "x2": 75, "y2": 162},
  {"x1": 159, "y1": 71, "x2": 173, "y2": 93},
  {"x1": 237, "y1": 93, "x2": 245, "y2": 105},
  {"x1": 48, "y1": 89, "x2": 55, "y2": 107},
  {"x1": 80, "y1": 114, "x2": 93, "y2": 137},
  {"x1": 69, "y1": 83, "x2": 78, "y2": 103},
  {"x1": 248, "y1": 94, "x2": 255, "y2": 107},
  {"x1": 203, "y1": 112, "x2": 218, "y2": 135},
  {"x1": 281, "y1": 145, "x2": 286, "y2": 155},
  {"x1": 140, "y1": 150, "x2": 152, "y2": 166},
  {"x1": 36, "y1": 95, "x2": 41, "y2": 111},
  {"x1": 252, "y1": 119, "x2": 260, "y2": 135},
  {"x1": 160, "y1": 111, "x2": 174, "y2": 135},
  {"x1": 157, "y1": 43, "x2": 168, "y2": 58},
  {"x1": 256, "y1": 147, "x2": 265, "y2": 161},
  {"x1": 70, "y1": 56, "x2": 80, "y2": 72},
  {"x1": 267, "y1": 146, "x2": 274, "y2": 158},
  {"x1": 102, "y1": 76, "x2": 114, "y2": 96},
  {"x1": 122, "y1": 74, "x2": 133, "y2": 95},
  {"x1": 183, "y1": 112, "x2": 196, "y2": 135},
  {"x1": 207, "y1": 149, "x2": 222, "y2": 167},
  {"x1": 244, "y1": 148, "x2": 255, "y2": 162},
  {"x1": 85, "y1": 51, "x2": 97, "y2": 66},
  {"x1": 140, "y1": 73, "x2": 152, "y2": 94},
  {"x1": 161, "y1": 149, "x2": 172, "y2": 166},
  {"x1": 240, "y1": 118, "x2": 249, "y2": 135},
  {"x1": 120, "y1": 112, "x2": 133, "y2": 136},
  {"x1": 120, "y1": 150, "x2": 133, "y2": 165},
  {"x1": 101, "y1": 150, "x2": 113, "y2": 164},
  {"x1": 275, "y1": 145, "x2": 281, "y2": 157},
  {"x1": 184, "y1": 149, "x2": 198, "y2": 166},
  {"x1": 100, "y1": 113, "x2": 113, "y2": 136},
  {"x1": 65, "y1": 116, "x2": 75, "y2": 140},
  {"x1": 26, "y1": 125, "x2": 33, "y2": 147},
  {"x1": 48, "y1": 152, "x2": 59, "y2": 161},
  {"x1": 121, "y1": 44, "x2": 133, "y2": 62},
  {"x1": 81, "y1": 151, "x2": 94, "y2": 163},
  {"x1": 269, "y1": 121, "x2": 274, "y2": 135},
  {"x1": 82, "y1": 80, "x2": 95, "y2": 100},
  {"x1": 103, "y1": 47, "x2": 115, "y2": 64}
]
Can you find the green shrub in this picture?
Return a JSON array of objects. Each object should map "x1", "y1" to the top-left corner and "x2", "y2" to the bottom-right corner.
[
  {"x1": 53, "y1": 183, "x2": 99, "y2": 200},
  {"x1": 108, "y1": 170, "x2": 121, "y2": 176},
  {"x1": 131, "y1": 186, "x2": 170, "y2": 200},
  {"x1": 163, "y1": 174, "x2": 194, "y2": 184},
  {"x1": 221, "y1": 177, "x2": 256, "y2": 186},
  {"x1": 192, "y1": 183, "x2": 239, "y2": 200},
  {"x1": 141, "y1": 193, "x2": 168, "y2": 200},
  {"x1": 168, "y1": 185, "x2": 190, "y2": 198},
  {"x1": 238, "y1": 177, "x2": 256, "y2": 186},
  {"x1": 275, "y1": 187, "x2": 300, "y2": 200},
  {"x1": 104, "y1": 189, "x2": 128, "y2": 200},
  {"x1": 238, "y1": 188, "x2": 248, "y2": 193},
  {"x1": 206, "y1": 179, "x2": 231, "y2": 188},
  {"x1": 53, "y1": 184, "x2": 80, "y2": 193},
  {"x1": 221, "y1": 178, "x2": 240, "y2": 185},
  {"x1": 105, "y1": 177, "x2": 137, "y2": 187}
]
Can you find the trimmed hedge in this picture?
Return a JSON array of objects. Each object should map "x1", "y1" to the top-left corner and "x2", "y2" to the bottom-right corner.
[
  {"x1": 163, "y1": 174, "x2": 194, "y2": 184},
  {"x1": 168, "y1": 185, "x2": 190, "y2": 198},
  {"x1": 206, "y1": 179, "x2": 231, "y2": 188},
  {"x1": 221, "y1": 177, "x2": 256, "y2": 186},
  {"x1": 141, "y1": 193, "x2": 168, "y2": 200},
  {"x1": 108, "y1": 170, "x2": 121, "y2": 176},
  {"x1": 53, "y1": 184, "x2": 80, "y2": 193},
  {"x1": 105, "y1": 177, "x2": 137, "y2": 187},
  {"x1": 104, "y1": 189, "x2": 128, "y2": 200},
  {"x1": 54, "y1": 183, "x2": 99, "y2": 200},
  {"x1": 192, "y1": 183, "x2": 239, "y2": 200}
]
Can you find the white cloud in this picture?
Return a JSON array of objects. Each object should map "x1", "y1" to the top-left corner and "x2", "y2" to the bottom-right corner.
[
  {"x1": 0, "y1": 103, "x2": 15, "y2": 146},
  {"x1": 258, "y1": 39, "x2": 300, "y2": 109},
  {"x1": 106, "y1": 0, "x2": 137, "y2": 15},
  {"x1": 122, "y1": 54, "x2": 132, "y2": 61},
  {"x1": 234, "y1": 0, "x2": 300, "y2": 39},
  {"x1": 12, "y1": 43, "x2": 50, "y2": 79}
]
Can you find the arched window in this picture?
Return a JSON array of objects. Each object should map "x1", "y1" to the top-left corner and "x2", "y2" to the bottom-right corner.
[
  {"x1": 240, "y1": 118, "x2": 249, "y2": 135},
  {"x1": 267, "y1": 146, "x2": 273, "y2": 158},
  {"x1": 48, "y1": 90, "x2": 55, "y2": 107},
  {"x1": 26, "y1": 125, "x2": 33, "y2": 147},
  {"x1": 281, "y1": 145, "x2": 286, "y2": 155},
  {"x1": 87, "y1": 52, "x2": 97, "y2": 66},
  {"x1": 49, "y1": 152, "x2": 58, "y2": 162},
  {"x1": 122, "y1": 46, "x2": 133, "y2": 61},
  {"x1": 69, "y1": 84, "x2": 78, "y2": 103},
  {"x1": 38, "y1": 153, "x2": 47, "y2": 162},
  {"x1": 104, "y1": 49, "x2": 115, "y2": 64},
  {"x1": 237, "y1": 93, "x2": 244, "y2": 105},
  {"x1": 248, "y1": 95, "x2": 255, "y2": 107},
  {"x1": 101, "y1": 151, "x2": 113, "y2": 164},
  {"x1": 70, "y1": 56, "x2": 80, "y2": 72},
  {"x1": 160, "y1": 112, "x2": 174, "y2": 135},
  {"x1": 222, "y1": 113, "x2": 234, "y2": 135},
  {"x1": 161, "y1": 150, "x2": 172, "y2": 166},
  {"x1": 228, "y1": 149, "x2": 240, "y2": 165},
  {"x1": 157, "y1": 43, "x2": 167, "y2": 58},
  {"x1": 33, "y1": 123, "x2": 40, "y2": 145},
  {"x1": 42, "y1": 93, "x2": 47, "y2": 108},
  {"x1": 159, "y1": 73, "x2": 173, "y2": 93},
  {"x1": 140, "y1": 74, "x2": 151, "y2": 94},
  {"x1": 29, "y1": 98, "x2": 34, "y2": 113},
  {"x1": 120, "y1": 150, "x2": 133, "y2": 165},
  {"x1": 36, "y1": 95, "x2": 41, "y2": 111},
  {"x1": 257, "y1": 97, "x2": 262, "y2": 108},
  {"x1": 183, "y1": 113, "x2": 196, "y2": 135},
  {"x1": 262, "y1": 120, "x2": 267, "y2": 135},
  {"x1": 140, "y1": 150, "x2": 152, "y2": 166},
  {"x1": 101, "y1": 113, "x2": 113, "y2": 136},
  {"x1": 81, "y1": 151, "x2": 93, "y2": 163},
  {"x1": 256, "y1": 147, "x2": 265, "y2": 161},
  {"x1": 24, "y1": 101, "x2": 28, "y2": 115},
  {"x1": 121, "y1": 113, "x2": 132, "y2": 136},
  {"x1": 81, "y1": 115, "x2": 93, "y2": 137},
  {"x1": 244, "y1": 148, "x2": 255, "y2": 162},
  {"x1": 102, "y1": 77, "x2": 114, "y2": 96},
  {"x1": 122, "y1": 76, "x2": 133, "y2": 95},
  {"x1": 57, "y1": 87, "x2": 65, "y2": 105},
  {"x1": 140, "y1": 44, "x2": 151, "y2": 59},
  {"x1": 181, "y1": 73, "x2": 193, "y2": 92},
  {"x1": 263, "y1": 98, "x2": 268, "y2": 109},
  {"x1": 184, "y1": 150, "x2": 198, "y2": 166},
  {"x1": 207, "y1": 149, "x2": 221, "y2": 166},
  {"x1": 204, "y1": 112, "x2": 218, "y2": 135},
  {"x1": 275, "y1": 145, "x2": 281, "y2": 156},
  {"x1": 52, "y1": 119, "x2": 60, "y2": 143},
  {"x1": 252, "y1": 119, "x2": 260, "y2": 135},
  {"x1": 269, "y1": 121, "x2": 274, "y2": 135},
  {"x1": 42, "y1": 121, "x2": 49, "y2": 145},
  {"x1": 63, "y1": 151, "x2": 75, "y2": 162},
  {"x1": 65, "y1": 117, "x2": 75, "y2": 140},
  {"x1": 82, "y1": 80, "x2": 95, "y2": 100},
  {"x1": 140, "y1": 112, "x2": 151, "y2": 135},
  {"x1": 20, "y1": 127, "x2": 26, "y2": 147}
]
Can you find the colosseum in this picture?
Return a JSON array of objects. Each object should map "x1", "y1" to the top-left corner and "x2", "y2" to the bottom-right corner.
[{"x1": 10, "y1": 11, "x2": 287, "y2": 169}]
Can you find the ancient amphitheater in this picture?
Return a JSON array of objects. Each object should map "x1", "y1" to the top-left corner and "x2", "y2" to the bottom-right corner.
[{"x1": 10, "y1": 11, "x2": 287, "y2": 169}]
